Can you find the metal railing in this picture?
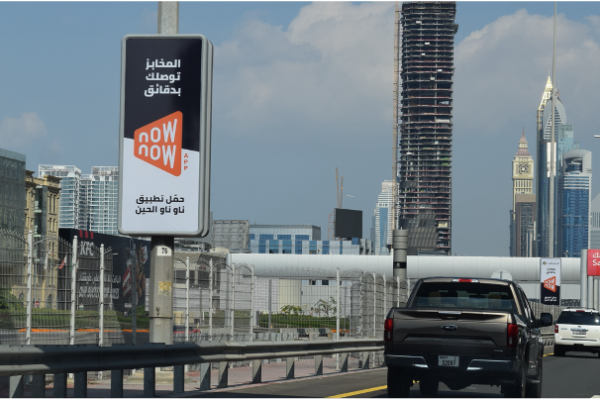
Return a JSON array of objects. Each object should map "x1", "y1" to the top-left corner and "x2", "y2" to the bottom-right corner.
[{"x1": 1, "y1": 339, "x2": 384, "y2": 397}]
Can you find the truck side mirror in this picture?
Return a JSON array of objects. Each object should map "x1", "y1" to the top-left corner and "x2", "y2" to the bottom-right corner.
[{"x1": 539, "y1": 312, "x2": 553, "y2": 327}]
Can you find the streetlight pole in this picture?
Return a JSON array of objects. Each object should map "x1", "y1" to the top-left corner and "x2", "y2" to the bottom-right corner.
[{"x1": 149, "y1": 1, "x2": 178, "y2": 346}]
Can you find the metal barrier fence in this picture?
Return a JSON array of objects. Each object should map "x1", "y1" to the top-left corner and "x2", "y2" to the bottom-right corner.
[
  {"x1": 0, "y1": 338, "x2": 385, "y2": 398},
  {"x1": 0, "y1": 231, "x2": 122, "y2": 347},
  {"x1": 2, "y1": 231, "x2": 405, "y2": 350}
]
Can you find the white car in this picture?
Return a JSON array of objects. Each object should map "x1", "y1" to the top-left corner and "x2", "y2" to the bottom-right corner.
[{"x1": 554, "y1": 308, "x2": 600, "y2": 357}]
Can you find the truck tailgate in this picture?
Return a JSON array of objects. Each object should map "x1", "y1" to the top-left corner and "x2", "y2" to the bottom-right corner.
[{"x1": 392, "y1": 309, "x2": 508, "y2": 356}]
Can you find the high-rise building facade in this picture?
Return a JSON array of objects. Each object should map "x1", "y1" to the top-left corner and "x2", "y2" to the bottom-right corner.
[
  {"x1": 510, "y1": 131, "x2": 534, "y2": 256},
  {"x1": 558, "y1": 150, "x2": 592, "y2": 258},
  {"x1": 535, "y1": 77, "x2": 569, "y2": 257},
  {"x1": 38, "y1": 165, "x2": 83, "y2": 229},
  {"x1": 0, "y1": 149, "x2": 26, "y2": 233},
  {"x1": 514, "y1": 194, "x2": 536, "y2": 257},
  {"x1": 87, "y1": 167, "x2": 119, "y2": 235},
  {"x1": 38, "y1": 165, "x2": 120, "y2": 234},
  {"x1": 374, "y1": 180, "x2": 393, "y2": 255},
  {"x1": 396, "y1": 2, "x2": 458, "y2": 256},
  {"x1": 590, "y1": 193, "x2": 600, "y2": 250}
]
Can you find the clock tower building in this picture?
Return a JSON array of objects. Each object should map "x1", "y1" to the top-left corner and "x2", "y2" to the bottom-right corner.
[
  {"x1": 512, "y1": 130, "x2": 534, "y2": 209},
  {"x1": 510, "y1": 130, "x2": 536, "y2": 257}
]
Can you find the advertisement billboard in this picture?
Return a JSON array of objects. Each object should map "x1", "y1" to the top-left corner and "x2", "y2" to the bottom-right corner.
[
  {"x1": 540, "y1": 258, "x2": 561, "y2": 305},
  {"x1": 334, "y1": 208, "x2": 363, "y2": 239},
  {"x1": 59, "y1": 229, "x2": 150, "y2": 312},
  {"x1": 587, "y1": 249, "x2": 600, "y2": 276},
  {"x1": 118, "y1": 35, "x2": 213, "y2": 236}
]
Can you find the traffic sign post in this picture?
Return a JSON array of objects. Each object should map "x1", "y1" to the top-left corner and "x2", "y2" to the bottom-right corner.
[{"x1": 118, "y1": 8, "x2": 213, "y2": 347}]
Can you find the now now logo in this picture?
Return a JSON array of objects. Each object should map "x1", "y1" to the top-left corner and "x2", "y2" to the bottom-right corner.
[
  {"x1": 134, "y1": 111, "x2": 182, "y2": 176},
  {"x1": 543, "y1": 276, "x2": 557, "y2": 292}
]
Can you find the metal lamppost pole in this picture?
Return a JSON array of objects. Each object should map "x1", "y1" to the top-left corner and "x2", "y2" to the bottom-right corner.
[{"x1": 148, "y1": 1, "x2": 178, "y2": 347}]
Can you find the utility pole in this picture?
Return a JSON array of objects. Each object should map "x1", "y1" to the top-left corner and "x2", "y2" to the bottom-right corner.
[
  {"x1": 392, "y1": 230, "x2": 408, "y2": 302},
  {"x1": 549, "y1": 1, "x2": 557, "y2": 257},
  {"x1": 148, "y1": 1, "x2": 179, "y2": 345}
]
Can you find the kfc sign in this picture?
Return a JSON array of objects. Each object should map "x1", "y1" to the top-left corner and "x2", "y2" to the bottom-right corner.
[{"x1": 587, "y1": 249, "x2": 600, "y2": 276}]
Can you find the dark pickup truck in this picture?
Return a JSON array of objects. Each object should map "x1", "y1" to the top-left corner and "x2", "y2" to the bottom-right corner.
[{"x1": 384, "y1": 277, "x2": 553, "y2": 398}]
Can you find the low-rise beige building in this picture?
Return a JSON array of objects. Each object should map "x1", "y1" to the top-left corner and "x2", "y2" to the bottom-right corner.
[{"x1": 13, "y1": 171, "x2": 62, "y2": 309}]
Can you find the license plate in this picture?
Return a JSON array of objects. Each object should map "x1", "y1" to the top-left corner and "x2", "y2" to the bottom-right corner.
[
  {"x1": 572, "y1": 329, "x2": 587, "y2": 335},
  {"x1": 438, "y1": 355, "x2": 459, "y2": 367}
]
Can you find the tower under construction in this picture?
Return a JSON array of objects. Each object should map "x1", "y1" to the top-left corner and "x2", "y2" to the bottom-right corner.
[{"x1": 394, "y1": 2, "x2": 458, "y2": 255}]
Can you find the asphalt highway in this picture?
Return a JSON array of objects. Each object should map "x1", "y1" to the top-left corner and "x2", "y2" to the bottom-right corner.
[{"x1": 188, "y1": 350, "x2": 600, "y2": 398}]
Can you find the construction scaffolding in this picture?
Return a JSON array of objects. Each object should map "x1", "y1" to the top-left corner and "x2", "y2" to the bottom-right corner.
[{"x1": 395, "y1": 2, "x2": 458, "y2": 255}]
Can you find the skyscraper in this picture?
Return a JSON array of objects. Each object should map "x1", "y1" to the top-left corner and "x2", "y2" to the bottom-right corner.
[
  {"x1": 558, "y1": 150, "x2": 592, "y2": 258},
  {"x1": 396, "y1": 1, "x2": 458, "y2": 256},
  {"x1": 510, "y1": 130, "x2": 534, "y2": 256},
  {"x1": 38, "y1": 165, "x2": 84, "y2": 230},
  {"x1": 87, "y1": 167, "x2": 119, "y2": 235},
  {"x1": 38, "y1": 165, "x2": 120, "y2": 234},
  {"x1": 535, "y1": 78, "x2": 568, "y2": 257},
  {"x1": 0, "y1": 149, "x2": 26, "y2": 233},
  {"x1": 374, "y1": 180, "x2": 393, "y2": 255},
  {"x1": 515, "y1": 194, "x2": 536, "y2": 257},
  {"x1": 590, "y1": 193, "x2": 600, "y2": 250}
]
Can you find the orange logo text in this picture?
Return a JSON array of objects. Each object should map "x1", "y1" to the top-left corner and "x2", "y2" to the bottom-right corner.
[
  {"x1": 134, "y1": 111, "x2": 182, "y2": 176},
  {"x1": 543, "y1": 276, "x2": 556, "y2": 292}
]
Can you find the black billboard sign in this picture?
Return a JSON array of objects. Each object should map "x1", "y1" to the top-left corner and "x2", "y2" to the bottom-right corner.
[
  {"x1": 119, "y1": 35, "x2": 213, "y2": 237},
  {"x1": 59, "y1": 229, "x2": 151, "y2": 312}
]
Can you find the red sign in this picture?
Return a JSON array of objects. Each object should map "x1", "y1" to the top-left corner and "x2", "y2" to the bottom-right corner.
[
  {"x1": 35, "y1": 301, "x2": 39, "y2": 307},
  {"x1": 587, "y1": 249, "x2": 600, "y2": 276}
]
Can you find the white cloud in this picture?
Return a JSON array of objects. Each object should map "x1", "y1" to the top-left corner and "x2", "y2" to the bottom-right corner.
[
  {"x1": 207, "y1": 4, "x2": 600, "y2": 256},
  {"x1": 454, "y1": 10, "x2": 600, "y2": 136},
  {"x1": 0, "y1": 112, "x2": 47, "y2": 148},
  {"x1": 141, "y1": 8, "x2": 158, "y2": 32},
  {"x1": 213, "y1": 2, "x2": 395, "y2": 140}
]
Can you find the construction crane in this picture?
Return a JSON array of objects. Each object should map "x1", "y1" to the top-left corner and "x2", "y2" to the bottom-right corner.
[
  {"x1": 330, "y1": 168, "x2": 344, "y2": 240},
  {"x1": 335, "y1": 167, "x2": 344, "y2": 209}
]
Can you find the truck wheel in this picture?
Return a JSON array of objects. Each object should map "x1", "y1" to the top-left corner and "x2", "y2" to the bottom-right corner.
[
  {"x1": 387, "y1": 367, "x2": 411, "y2": 398},
  {"x1": 419, "y1": 379, "x2": 439, "y2": 396}
]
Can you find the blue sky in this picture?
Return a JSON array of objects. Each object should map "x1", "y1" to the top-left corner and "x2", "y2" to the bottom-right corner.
[{"x1": 2, "y1": 2, "x2": 600, "y2": 256}]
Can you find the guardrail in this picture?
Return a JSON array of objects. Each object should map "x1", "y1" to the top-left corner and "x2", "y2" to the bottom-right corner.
[{"x1": 1, "y1": 339, "x2": 384, "y2": 398}]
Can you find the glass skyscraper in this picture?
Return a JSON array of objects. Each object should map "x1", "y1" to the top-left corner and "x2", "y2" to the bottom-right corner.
[
  {"x1": 38, "y1": 165, "x2": 119, "y2": 234},
  {"x1": 558, "y1": 150, "x2": 592, "y2": 258},
  {"x1": 373, "y1": 180, "x2": 393, "y2": 255},
  {"x1": 535, "y1": 77, "x2": 568, "y2": 257}
]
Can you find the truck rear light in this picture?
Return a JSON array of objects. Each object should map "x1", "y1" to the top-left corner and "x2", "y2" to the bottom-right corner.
[
  {"x1": 507, "y1": 324, "x2": 518, "y2": 347},
  {"x1": 555, "y1": 325, "x2": 558, "y2": 333},
  {"x1": 384, "y1": 318, "x2": 393, "y2": 342},
  {"x1": 452, "y1": 279, "x2": 479, "y2": 283}
]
